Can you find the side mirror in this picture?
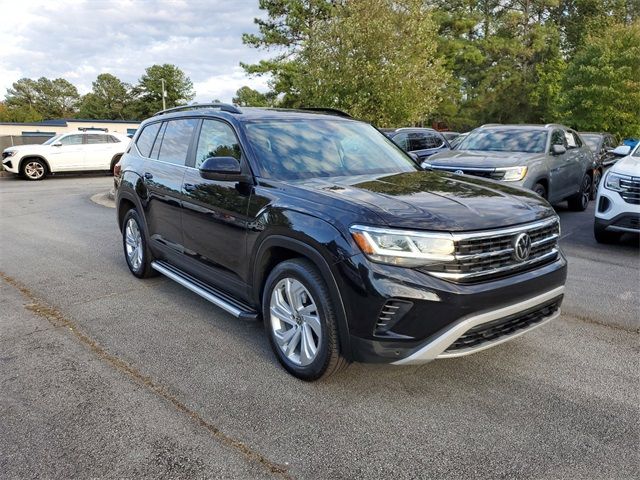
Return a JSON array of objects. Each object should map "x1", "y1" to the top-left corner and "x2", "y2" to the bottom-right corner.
[
  {"x1": 52, "y1": 142, "x2": 62, "y2": 147},
  {"x1": 551, "y1": 144, "x2": 566, "y2": 155},
  {"x1": 199, "y1": 156, "x2": 247, "y2": 181},
  {"x1": 611, "y1": 145, "x2": 631, "y2": 157}
]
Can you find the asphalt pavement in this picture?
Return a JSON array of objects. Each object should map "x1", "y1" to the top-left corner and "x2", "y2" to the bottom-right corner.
[{"x1": 1, "y1": 174, "x2": 638, "y2": 479}]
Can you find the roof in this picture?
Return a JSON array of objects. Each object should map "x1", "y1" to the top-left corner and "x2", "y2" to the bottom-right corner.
[
  {"x1": 150, "y1": 106, "x2": 361, "y2": 124},
  {"x1": 479, "y1": 123, "x2": 568, "y2": 130},
  {"x1": 0, "y1": 118, "x2": 139, "y2": 127}
]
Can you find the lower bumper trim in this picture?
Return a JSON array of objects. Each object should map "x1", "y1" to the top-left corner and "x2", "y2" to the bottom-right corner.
[{"x1": 392, "y1": 286, "x2": 564, "y2": 365}]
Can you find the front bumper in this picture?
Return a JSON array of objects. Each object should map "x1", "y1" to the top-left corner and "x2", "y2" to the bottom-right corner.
[
  {"x1": 595, "y1": 186, "x2": 640, "y2": 232},
  {"x1": 339, "y1": 250, "x2": 567, "y2": 364},
  {"x1": 393, "y1": 286, "x2": 563, "y2": 364},
  {"x1": 2, "y1": 156, "x2": 19, "y2": 173}
]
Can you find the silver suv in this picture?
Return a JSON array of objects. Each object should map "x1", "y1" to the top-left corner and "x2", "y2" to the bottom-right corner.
[{"x1": 425, "y1": 124, "x2": 595, "y2": 211}]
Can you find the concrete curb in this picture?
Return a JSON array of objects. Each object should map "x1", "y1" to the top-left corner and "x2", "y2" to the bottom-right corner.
[{"x1": 90, "y1": 191, "x2": 115, "y2": 209}]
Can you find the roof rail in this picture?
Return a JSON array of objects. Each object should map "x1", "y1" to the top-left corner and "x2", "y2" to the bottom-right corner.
[
  {"x1": 299, "y1": 107, "x2": 351, "y2": 118},
  {"x1": 78, "y1": 127, "x2": 108, "y2": 132},
  {"x1": 153, "y1": 102, "x2": 242, "y2": 117},
  {"x1": 480, "y1": 123, "x2": 501, "y2": 128}
]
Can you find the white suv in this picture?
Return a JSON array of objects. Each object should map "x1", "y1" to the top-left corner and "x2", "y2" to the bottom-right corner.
[
  {"x1": 1, "y1": 131, "x2": 130, "y2": 180},
  {"x1": 594, "y1": 143, "x2": 640, "y2": 243}
]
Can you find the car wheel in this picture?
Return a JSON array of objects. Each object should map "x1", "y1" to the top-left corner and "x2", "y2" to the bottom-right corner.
[
  {"x1": 591, "y1": 170, "x2": 602, "y2": 200},
  {"x1": 594, "y1": 222, "x2": 621, "y2": 244},
  {"x1": 21, "y1": 159, "x2": 47, "y2": 181},
  {"x1": 532, "y1": 183, "x2": 547, "y2": 199},
  {"x1": 122, "y1": 209, "x2": 156, "y2": 278},
  {"x1": 263, "y1": 259, "x2": 347, "y2": 381},
  {"x1": 568, "y1": 174, "x2": 591, "y2": 211}
]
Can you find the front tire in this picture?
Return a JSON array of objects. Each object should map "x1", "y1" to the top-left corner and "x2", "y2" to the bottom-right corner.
[
  {"x1": 21, "y1": 159, "x2": 47, "y2": 181},
  {"x1": 568, "y1": 174, "x2": 591, "y2": 211},
  {"x1": 122, "y1": 209, "x2": 156, "y2": 278},
  {"x1": 532, "y1": 182, "x2": 547, "y2": 199},
  {"x1": 262, "y1": 259, "x2": 347, "y2": 381}
]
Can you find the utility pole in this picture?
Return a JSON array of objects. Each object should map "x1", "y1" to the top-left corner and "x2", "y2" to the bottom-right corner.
[{"x1": 161, "y1": 78, "x2": 167, "y2": 110}]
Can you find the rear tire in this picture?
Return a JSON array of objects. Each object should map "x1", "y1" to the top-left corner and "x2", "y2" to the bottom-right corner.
[
  {"x1": 591, "y1": 169, "x2": 602, "y2": 200},
  {"x1": 568, "y1": 174, "x2": 591, "y2": 211},
  {"x1": 262, "y1": 259, "x2": 348, "y2": 381},
  {"x1": 21, "y1": 159, "x2": 47, "y2": 181},
  {"x1": 594, "y1": 222, "x2": 621, "y2": 244},
  {"x1": 122, "y1": 209, "x2": 156, "y2": 278},
  {"x1": 110, "y1": 155, "x2": 121, "y2": 175},
  {"x1": 532, "y1": 183, "x2": 547, "y2": 199}
]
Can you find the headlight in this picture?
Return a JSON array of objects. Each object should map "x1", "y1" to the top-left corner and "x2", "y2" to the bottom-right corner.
[
  {"x1": 496, "y1": 166, "x2": 527, "y2": 181},
  {"x1": 3, "y1": 150, "x2": 16, "y2": 157},
  {"x1": 604, "y1": 172, "x2": 629, "y2": 192},
  {"x1": 350, "y1": 225, "x2": 455, "y2": 267}
]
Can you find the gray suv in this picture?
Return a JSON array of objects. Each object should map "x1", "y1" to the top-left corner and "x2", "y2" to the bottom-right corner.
[{"x1": 425, "y1": 124, "x2": 595, "y2": 211}]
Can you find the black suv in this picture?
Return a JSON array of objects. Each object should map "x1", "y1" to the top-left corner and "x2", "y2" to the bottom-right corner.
[{"x1": 116, "y1": 104, "x2": 567, "y2": 380}]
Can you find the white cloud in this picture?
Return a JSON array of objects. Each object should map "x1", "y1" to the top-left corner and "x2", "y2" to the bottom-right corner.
[{"x1": 0, "y1": 0, "x2": 273, "y2": 103}]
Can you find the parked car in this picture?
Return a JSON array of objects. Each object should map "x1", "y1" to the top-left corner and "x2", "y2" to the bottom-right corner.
[
  {"x1": 116, "y1": 104, "x2": 566, "y2": 380},
  {"x1": 441, "y1": 131, "x2": 460, "y2": 143},
  {"x1": 384, "y1": 127, "x2": 451, "y2": 161},
  {"x1": 1, "y1": 130, "x2": 129, "y2": 180},
  {"x1": 449, "y1": 132, "x2": 468, "y2": 149},
  {"x1": 425, "y1": 124, "x2": 595, "y2": 211},
  {"x1": 594, "y1": 143, "x2": 640, "y2": 243},
  {"x1": 580, "y1": 132, "x2": 619, "y2": 167}
]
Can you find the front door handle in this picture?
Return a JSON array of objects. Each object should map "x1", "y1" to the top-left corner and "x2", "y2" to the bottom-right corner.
[
  {"x1": 184, "y1": 183, "x2": 196, "y2": 192},
  {"x1": 144, "y1": 172, "x2": 153, "y2": 180}
]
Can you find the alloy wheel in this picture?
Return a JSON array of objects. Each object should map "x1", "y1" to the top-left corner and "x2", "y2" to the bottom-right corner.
[
  {"x1": 24, "y1": 161, "x2": 45, "y2": 180},
  {"x1": 269, "y1": 277, "x2": 322, "y2": 366},
  {"x1": 124, "y1": 218, "x2": 143, "y2": 271}
]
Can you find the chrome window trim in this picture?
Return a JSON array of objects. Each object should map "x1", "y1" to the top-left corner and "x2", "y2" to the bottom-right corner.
[{"x1": 392, "y1": 285, "x2": 564, "y2": 365}]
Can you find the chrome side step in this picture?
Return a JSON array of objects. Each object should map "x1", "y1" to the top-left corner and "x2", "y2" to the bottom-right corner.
[{"x1": 151, "y1": 260, "x2": 258, "y2": 320}]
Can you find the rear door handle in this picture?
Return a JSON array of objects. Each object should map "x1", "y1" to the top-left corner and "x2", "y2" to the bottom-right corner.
[
  {"x1": 184, "y1": 183, "x2": 196, "y2": 192},
  {"x1": 144, "y1": 172, "x2": 153, "y2": 180}
]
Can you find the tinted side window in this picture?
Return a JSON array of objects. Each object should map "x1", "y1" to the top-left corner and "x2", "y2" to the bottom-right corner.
[
  {"x1": 392, "y1": 133, "x2": 409, "y2": 150},
  {"x1": 195, "y1": 120, "x2": 242, "y2": 168},
  {"x1": 150, "y1": 122, "x2": 167, "y2": 160},
  {"x1": 86, "y1": 134, "x2": 109, "y2": 144},
  {"x1": 157, "y1": 118, "x2": 198, "y2": 166},
  {"x1": 570, "y1": 131, "x2": 582, "y2": 148},
  {"x1": 107, "y1": 135, "x2": 121, "y2": 143},
  {"x1": 59, "y1": 134, "x2": 84, "y2": 146},
  {"x1": 410, "y1": 132, "x2": 444, "y2": 150},
  {"x1": 551, "y1": 130, "x2": 566, "y2": 147},
  {"x1": 136, "y1": 123, "x2": 161, "y2": 157}
]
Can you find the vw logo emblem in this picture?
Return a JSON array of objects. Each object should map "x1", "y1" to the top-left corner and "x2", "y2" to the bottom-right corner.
[
  {"x1": 454, "y1": 169, "x2": 464, "y2": 175},
  {"x1": 512, "y1": 233, "x2": 532, "y2": 262}
]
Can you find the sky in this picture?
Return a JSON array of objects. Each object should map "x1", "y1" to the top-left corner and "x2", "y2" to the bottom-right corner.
[{"x1": 0, "y1": 0, "x2": 273, "y2": 103}]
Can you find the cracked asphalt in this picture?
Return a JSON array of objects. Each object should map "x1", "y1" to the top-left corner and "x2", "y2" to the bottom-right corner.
[{"x1": 1, "y1": 175, "x2": 638, "y2": 479}]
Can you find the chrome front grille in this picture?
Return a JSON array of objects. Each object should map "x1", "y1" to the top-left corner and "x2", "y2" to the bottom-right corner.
[
  {"x1": 619, "y1": 177, "x2": 640, "y2": 204},
  {"x1": 423, "y1": 217, "x2": 560, "y2": 282}
]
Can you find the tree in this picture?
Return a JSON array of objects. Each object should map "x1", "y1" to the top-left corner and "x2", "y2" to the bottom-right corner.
[
  {"x1": 232, "y1": 86, "x2": 276, "y2": 106},
  {"x1": 5, "y1": 77, "x2": 79, "y2": 119},
  {"x1": 560, "y1": 21, "x2": 640, "y2": 138},
  {"x1": 132, "y1": 64, "x2": 195, "y2": 118},
  {"x1": 241, "y1": 0, "x2": 336, "y2": 106},
  {"x1": 78, "y1": 73, "x2": 134, "y2": 120},
  {"x1": 295, "y1": 0, "x2": 449, "y2": 126}
]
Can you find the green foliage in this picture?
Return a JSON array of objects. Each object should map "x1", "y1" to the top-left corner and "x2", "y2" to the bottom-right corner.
[
  {"x1": 232, "y1": 86, "x2": 276, "y2": 106},
  {"x1": 298, "y1": 0, "x2": 449, "y2": 126},
  {"x1": 5, "y1": 77, "x2": 79, "y2": 119},
  {"x1": 561, "y1": 21, "x2": 640, "y2": 138},
  {"x1": 131, "y1": 64, "x2": 195, "y2": 118},
  {"x1": 78, "y1": 73, "x2": 134, "y2": 120}
]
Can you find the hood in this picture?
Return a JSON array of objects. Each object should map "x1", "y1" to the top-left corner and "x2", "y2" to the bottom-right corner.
[
  {"x1": 3, "y1": 144, "x2": 49, "y2": 153},
  {"x1": 427, "y1": 149, "x2": 541, "y2": 168},
  {"x1": 611, "y1": 155, "x2": 640, "y2": 177},
  {"x1": 287, "y1": 171, "x2": 555, "y2": 231}
]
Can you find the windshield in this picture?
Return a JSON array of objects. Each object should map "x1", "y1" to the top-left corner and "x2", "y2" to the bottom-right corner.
[
  {"x1": 580, "y1": 134, "x2": 601, "y2": 152},
  {"x1": 457, "y1": 129, "x2": 548, "y2": 153},
  {"x1": 244, "y1": 120, "x2": 418, "y2": 180},
  {"x1": 42, "y1": 134, "x2": 64, "y2": 145}
]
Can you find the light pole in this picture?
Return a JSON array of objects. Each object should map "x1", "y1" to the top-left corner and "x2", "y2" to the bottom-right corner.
[{"x1": 161, "y1": 78, "x2": 167, "y2": 110}]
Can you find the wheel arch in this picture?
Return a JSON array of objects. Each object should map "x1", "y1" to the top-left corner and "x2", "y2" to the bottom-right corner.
[
  {"x1": 253, "y1": 235, "x2": 353, "y2": 361},
  {"x1": 19, "y1": 155, "x2": 51, "y2": 173}
]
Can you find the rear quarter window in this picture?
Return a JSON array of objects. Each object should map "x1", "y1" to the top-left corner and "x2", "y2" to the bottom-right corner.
[{"x1": 135, "y1": 123, "x2": 161, "y2": 157}]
